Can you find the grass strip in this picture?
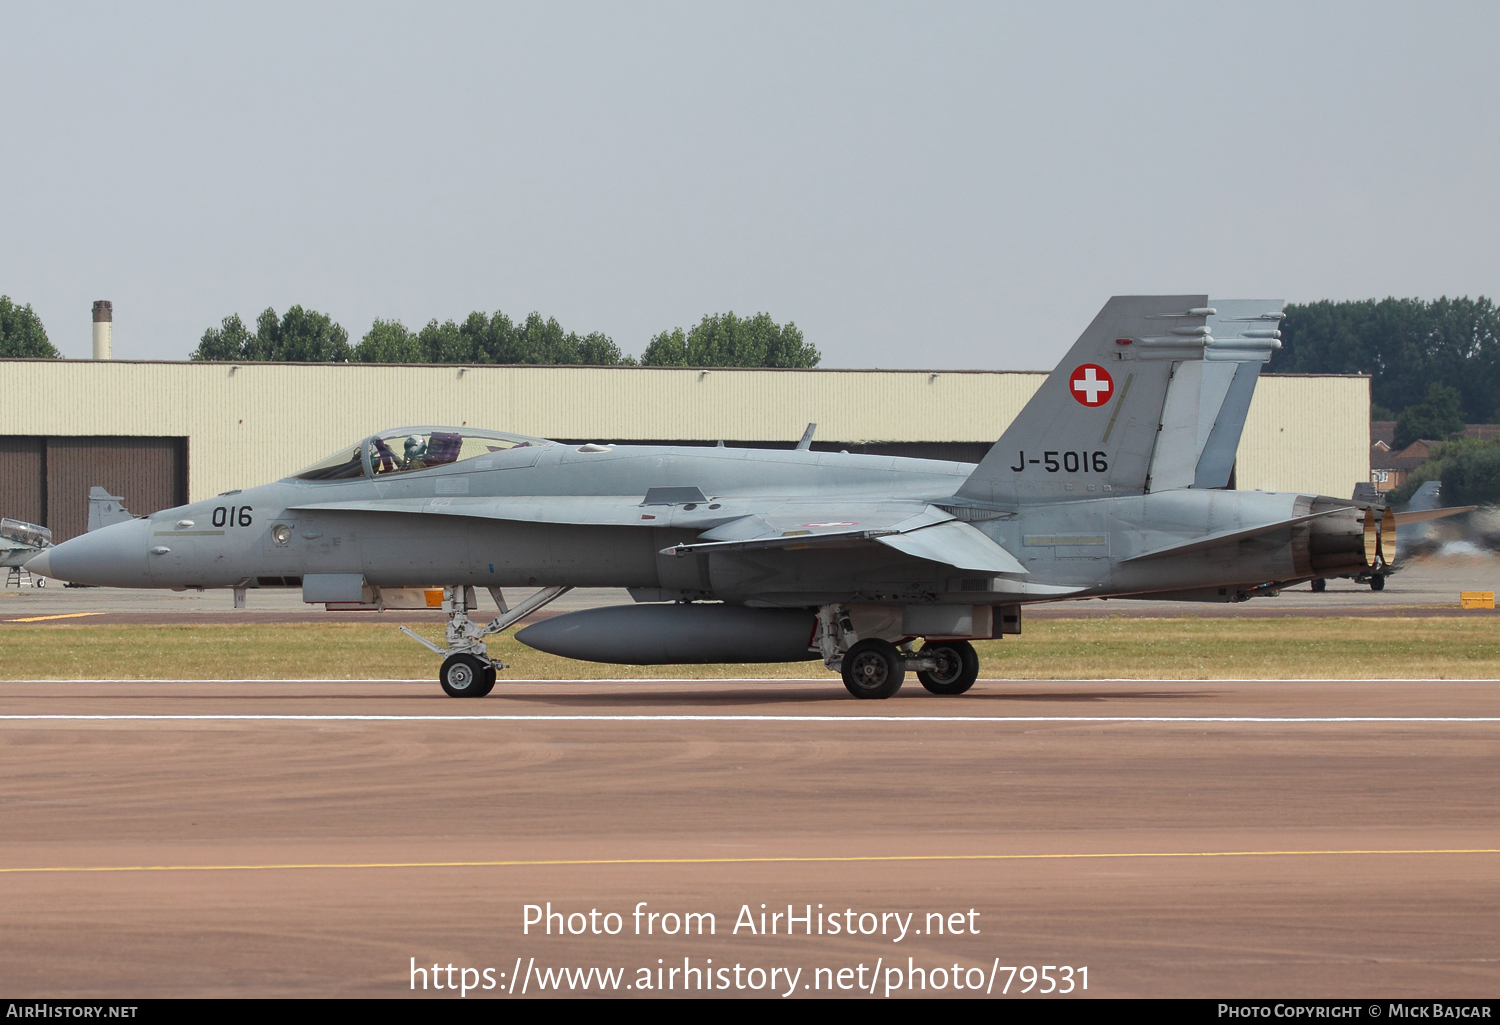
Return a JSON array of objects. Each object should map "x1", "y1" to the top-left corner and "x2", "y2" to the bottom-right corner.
[{"x1": 1, "y1": 617, "x2": 1497, "y2": 681}]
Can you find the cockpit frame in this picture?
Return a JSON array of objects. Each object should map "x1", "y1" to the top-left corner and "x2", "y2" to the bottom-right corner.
[{"x1": 292, "y1": 426, "x2": 554, "y2": 482}]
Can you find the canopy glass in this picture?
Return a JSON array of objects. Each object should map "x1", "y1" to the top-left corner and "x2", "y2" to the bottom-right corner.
[{"x1": 293, "y1": 427, "x2": 553, "y2": 481}]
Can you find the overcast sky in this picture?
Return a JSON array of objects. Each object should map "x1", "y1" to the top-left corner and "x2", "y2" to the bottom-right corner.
[{"x1": 2, "y1": 2, "x2": 1496, "y2": 367}]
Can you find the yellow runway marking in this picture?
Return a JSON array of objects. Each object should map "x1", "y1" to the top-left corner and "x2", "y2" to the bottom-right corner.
[
  {"x1": 2, "y1": 613, "x2": 101, "y2": 623},
  {"x1": 1, "y1": 848, "x2": 1496, "y2": 875}
]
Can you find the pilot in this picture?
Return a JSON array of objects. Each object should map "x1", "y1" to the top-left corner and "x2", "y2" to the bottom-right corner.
[
  {"x1": 403, "y1": 434, "x2": 428, "y2": 469},
  {"x1": 371, "y1": 436, "x2": 398, "y2": 475}
]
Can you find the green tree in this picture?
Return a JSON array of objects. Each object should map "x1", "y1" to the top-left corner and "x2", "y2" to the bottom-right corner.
[
  {"x1": 641, "y1": 327, "x2": 687, "y2": 366},
  {"x1": 1441, "y1": 443, "x2": 1500, "y2": 507},
  {"x1": 352, "y1": 309, "x2": 633, "y2": 365},
  {"x1": 1394, "y1": 383, "x2": 1466, "y2": 448},
  {"x1": 353, "y1": 319, "x2": 423, "y2": 363},
  {"x1": 641, "y1": 312, "x2": 818, "y2": 368},
  {"x1": 0, "y1": 296, "x2": 59, "y2": 358},
  {"x1": 192, "y1": 313, "x2": 253, "y2": 361},
  {"x1": 191, "y1": 306, "x2": 350, "y2": 362},
  {"x1": 1273, "y1": 296, "x2": 1500, "y2": 422}
]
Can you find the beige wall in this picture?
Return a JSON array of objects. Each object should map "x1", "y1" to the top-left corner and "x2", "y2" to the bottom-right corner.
[
  {"x1": 1237, "y1": 374, "x2": 1371, "y2": 497},
  {"x1": 0, "y1": 361, "x2": 1368, "y2": 501}
]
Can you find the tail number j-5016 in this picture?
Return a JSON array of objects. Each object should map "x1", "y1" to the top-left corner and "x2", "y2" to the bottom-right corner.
[
  {"x1": 1010, "y1": 451, "x2": 1108, "y2": 473},
  {"x1": 211, "y1": 506, "x2": 254, "y2": 527}
]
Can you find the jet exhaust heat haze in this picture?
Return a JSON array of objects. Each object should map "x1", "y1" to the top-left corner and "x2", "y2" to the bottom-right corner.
[{"x1": 30, "y1": 296, "x2": 1464, "y2": 699}]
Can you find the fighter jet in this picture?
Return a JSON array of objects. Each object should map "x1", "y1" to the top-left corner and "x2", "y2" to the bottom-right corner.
[
  {"x1": 29, "y1": 295, "x2": 1471, "y2": 699},
  {"x1": 3, "y1": 518, "x2": 53, "y2": 586}
]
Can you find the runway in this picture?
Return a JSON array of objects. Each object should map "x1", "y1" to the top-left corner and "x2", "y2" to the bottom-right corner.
[{"x1": 1, "y1": 677, "x2": 1498, "y2": 997}]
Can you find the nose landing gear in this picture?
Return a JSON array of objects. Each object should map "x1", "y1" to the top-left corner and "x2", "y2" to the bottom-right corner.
[
  {"x1": 403, "y1": 585, "x2": 571, "y2": 697},
  {"x1": 440, "y1": 653, "x2": 496, "y2": 697}
]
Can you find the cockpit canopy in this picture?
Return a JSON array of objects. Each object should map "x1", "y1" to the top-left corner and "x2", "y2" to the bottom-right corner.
[{"x1": 293, "y1": 427, "x2": 553, "y2": 481}]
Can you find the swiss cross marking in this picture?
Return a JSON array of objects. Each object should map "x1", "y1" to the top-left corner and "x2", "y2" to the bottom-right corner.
[{"x1": 1069, "y1": 364, "x2": 1113, "y2": 406}]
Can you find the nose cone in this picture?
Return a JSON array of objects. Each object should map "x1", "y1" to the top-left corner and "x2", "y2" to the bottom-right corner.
[
  {"x1": 22, "y1": 549, "x2": 51, "y2": 578},
  {"x1": 34, "y1": 518, "x2": 153, "y2": 586}
]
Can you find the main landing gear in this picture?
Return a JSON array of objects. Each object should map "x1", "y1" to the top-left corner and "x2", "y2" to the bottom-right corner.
[
  {"x1": 915, "y1": 640, "x2": 980, "y2": 695},
  {"x1": 841, "y1": 639, "x2": 906, "y2": 699},
  {"x1": 815, "y1": 605, "x2": 984, "y2": 700},
  {"x1": 402, "y1": 585, "x2": 571, "y2": 697}
]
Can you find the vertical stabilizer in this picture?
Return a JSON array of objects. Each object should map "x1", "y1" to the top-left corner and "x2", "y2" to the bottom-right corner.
[
  {"x1": 87, "y1": 487, "x2": 133, "y2": 532},
  {"x1": 956, "y1": 296, "x2": 1283, "y2": 505}
]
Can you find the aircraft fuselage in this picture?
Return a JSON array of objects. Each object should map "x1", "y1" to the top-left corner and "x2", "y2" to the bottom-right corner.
[{"x1": 40, "y1": 441, "x2": 1366, "y2": 606}]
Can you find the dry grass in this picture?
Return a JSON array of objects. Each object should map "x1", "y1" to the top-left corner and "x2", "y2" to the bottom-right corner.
[{"x1": 0, "y1": 616, "x2": 1496, "y2": 680}]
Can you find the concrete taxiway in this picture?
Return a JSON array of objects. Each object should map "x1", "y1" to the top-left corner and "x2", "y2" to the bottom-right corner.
[{"x1": 0, "y1": 676, "x2": 1497, "y2": 997}]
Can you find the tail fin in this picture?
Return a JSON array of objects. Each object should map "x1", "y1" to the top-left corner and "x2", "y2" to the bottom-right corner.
[
  {"x1": 956, "y1": 295, "x2": 1284, "y2": 505},
  {"x1": 87, "y1": 486, "x2": 133, "y2": 532}
]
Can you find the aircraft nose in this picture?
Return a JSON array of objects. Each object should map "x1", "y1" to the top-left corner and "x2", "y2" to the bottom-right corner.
[
  {"x1": 31, "y1": 517, "x2": 153, "y2": 587},
  {"x1": 22, "y1": 549, "x2": 51, "y2": 578}
]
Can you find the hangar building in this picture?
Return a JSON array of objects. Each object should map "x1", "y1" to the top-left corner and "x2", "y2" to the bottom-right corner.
[{"x1": 0, "y1": 360, "x2": 1369, "y2": 542}]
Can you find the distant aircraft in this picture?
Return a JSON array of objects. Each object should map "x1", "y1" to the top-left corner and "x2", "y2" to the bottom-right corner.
[
  {"x1": 29, "y1": 296, "x2": 1474, "y2": 699},
  {"x1": 2, "y1": 518, "x2": 52, "y2": 586},
  {"x1": 4, "y1": 488, "x2": 136, "y2": 587}
]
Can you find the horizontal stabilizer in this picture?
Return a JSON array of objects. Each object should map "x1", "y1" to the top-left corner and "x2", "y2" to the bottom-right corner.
[
  {"x1": 1388, "y1": 505, "x2": 1477, "y2": 526},
  {"x1": 1122, "y1": 509, "x2": 1342, "y2": 563},
  {"x1": 874, "y1": 520, "x2": 1028, "y2": 574}
]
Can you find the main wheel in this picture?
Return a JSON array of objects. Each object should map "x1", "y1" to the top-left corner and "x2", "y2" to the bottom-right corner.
[
  {"x1": 440, "y1": 653, "x2": 489, "y2": 697},
  {"x1": 916, "y1": 640, "x2": 980, "y2": 695},
  {"x1": 33, "y1": 576, "x2": 45, "y2": 588},
  {"x1": 1310, "y1": 578, "x2": 1326, "y2": 593},
  {"x1": 1370, "y1": 574, "x2": 1385, "y2": 591},
  {"x1": 474, "y1": 664, "x2": 497, "y2": 697},
  {"x1": 841, "y1": 639, "x2": 905, "y2": 699}
]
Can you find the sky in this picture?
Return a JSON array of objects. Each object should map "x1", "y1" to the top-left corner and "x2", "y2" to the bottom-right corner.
[{"x1": 2, "y1": 2, "x2": 1497, "y2": 368}]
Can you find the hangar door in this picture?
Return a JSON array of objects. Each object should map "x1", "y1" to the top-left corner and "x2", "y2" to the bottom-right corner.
[{"x1": 0, "y1": 437, "x2": 188, "y2": 543}]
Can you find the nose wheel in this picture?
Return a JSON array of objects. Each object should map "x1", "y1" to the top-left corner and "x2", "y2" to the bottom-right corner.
[{"x1": 440, "y1": 653, "x2": 496, "y2": 698}]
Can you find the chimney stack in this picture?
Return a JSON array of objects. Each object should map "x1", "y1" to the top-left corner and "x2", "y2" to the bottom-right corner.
[{"x1": 92, "y1": 301, "x2": 112, "y2": 360}]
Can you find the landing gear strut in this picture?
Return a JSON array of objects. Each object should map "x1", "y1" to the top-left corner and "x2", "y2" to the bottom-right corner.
[{"x1": 402, "y1": 584, "x2": 572, "y2": 697}]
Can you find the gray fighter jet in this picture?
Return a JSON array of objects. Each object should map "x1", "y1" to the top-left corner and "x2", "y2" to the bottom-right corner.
[{"x1": 29, "y1": 296, "x2": 1470, "y2": 699}]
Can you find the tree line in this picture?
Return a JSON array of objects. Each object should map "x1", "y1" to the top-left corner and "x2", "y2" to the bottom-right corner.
[
  {"x1": 190, "y1": 307, "x2": 819, "y2": 368},
  {"x1": 11, "y1": 293, "x2": 1499, "y2": 422},
  {"x1": 1273, "y1": 296, "x2": 1500, "y2": 446}
]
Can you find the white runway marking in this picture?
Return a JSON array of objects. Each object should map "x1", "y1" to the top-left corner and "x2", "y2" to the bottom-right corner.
[
  {"x1": 1, "y1": 714, "x2": 1497, "y2": 724},
  {"x1": 2, "y1": 678, "x2": 1496, "y2": 685}
]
